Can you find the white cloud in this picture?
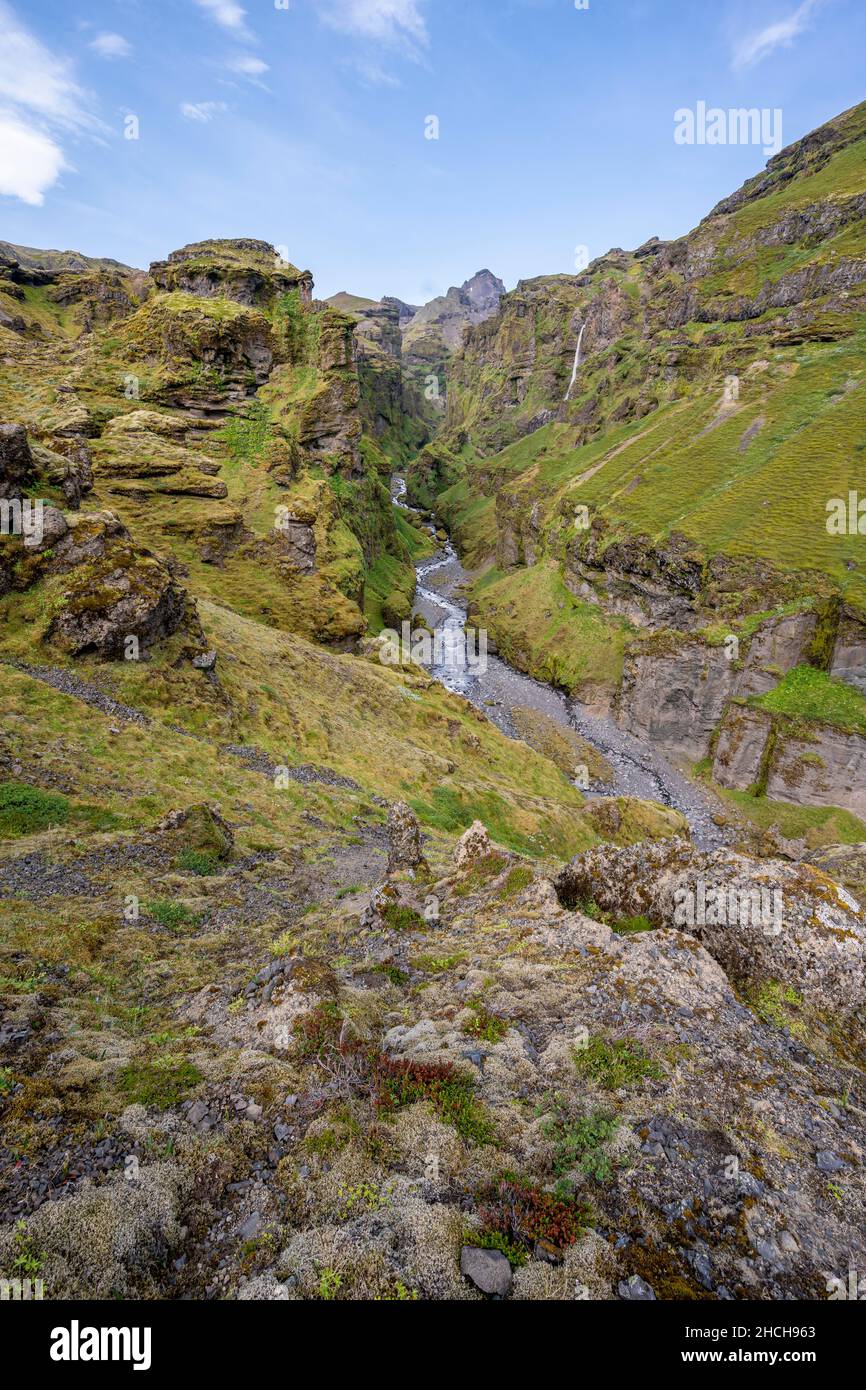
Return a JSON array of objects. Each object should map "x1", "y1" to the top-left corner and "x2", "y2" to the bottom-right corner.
[
  {"x1": 319, "y1": 0, "x2": 429, "y2": 52},
  {"x1": 0, "y1": 2, "x2": 96, "y2": 205},
  {"x1": 0, "y1": 1, "x2": 90, "y2": 128},
  {"x1": 227, "y1": 55, "x2": 269, "y2": 75},
  {"x1": 0, "y1": 108, "x2": 65, "y2": 204},
  {"x1": 89, "y1": 32, "x2": 132, "y2": 60},
  {"x1": 193, "y1": 0, "x2": 250, "y2": 35},
  {"x1": 732, "y1": 0, "x2": 822, "y2": 69},
  {"x1": 181, "y1": 100, "x2": 229, "y2": 122}
]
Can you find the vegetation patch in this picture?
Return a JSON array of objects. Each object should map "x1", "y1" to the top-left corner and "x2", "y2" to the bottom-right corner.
[
  {"x1": 147, "y1": 900, "x2": 202, "y2": 932},
  {"x1": 174, "y1": 849, "x2": 221, "y2": 876},
  {"x1": 751, "y1": 666, "x2": 866, "y2": 734},
  {"x1": 475, "y1": 1173, "x2": 590, "y2": 1258},
  {"x1": 119, "y1": 1056, "x2": 203, "y2": 1109},
  {"x1": 293, "y1": 1000, "x2": 343, "y2": 1059},
  {"x1": 0, "y1": 781, "x2": 69, "y2": 838},
  {"x1": 611, "y1": 913, "x2": 655, "y2": 936},
  {"x1": 572, "y1": 1034, "x2": 665, "y2": 1090},
  {"x1": 464, "y1": 999, "x2": 509, "y2": 1044},
  {"x1": 374, "y1": 1055, "x2": 494, "y2": 1145},
  {"x1": 381, "y1": 902, "x2": 425, "y2": 932},
  {"x1": 543, "y1": 1103, "x2": 622, "y2": 1185},
  {"x1": 745, "y1": 980, "x2": 807, "y2": 1038}
]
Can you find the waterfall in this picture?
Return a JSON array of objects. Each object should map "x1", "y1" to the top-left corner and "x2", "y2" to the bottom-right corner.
[{"x1": 564, "y1": 321, "x2": 586, "y2": 402}]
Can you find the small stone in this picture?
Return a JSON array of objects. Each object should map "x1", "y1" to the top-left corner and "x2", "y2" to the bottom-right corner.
[
  {"x1": 618, "y1": 1275, "x2": 656, "y2": 1301},
  {"x1": 245, "y1": 1102, "x2": 263, "y2": 1121},
  {"x1": 460, "y1": 1246, "x2": 512, "y2": 1297},
  {"x1": 237, "y1": 1212, "x2": 261, "y2": 1242},
  {"x1": 816, "y1": 1150, "x2": 845, "y2": 1173},
  {"x1": 187, "y1": 1100, "x2": 209, "y2": 1127},
  {"x1": 192, "y1": 650, "x2": 217, "y2": 671}
]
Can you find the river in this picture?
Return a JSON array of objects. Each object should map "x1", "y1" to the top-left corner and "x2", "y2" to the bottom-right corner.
[{"x1": 394, "y1": 476, "x2": 726, "y2": 850}]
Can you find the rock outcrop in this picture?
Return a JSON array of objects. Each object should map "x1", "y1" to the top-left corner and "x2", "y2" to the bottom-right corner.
[{"x1": 555, "y1": 837, "x2": 866, "y2": 1013}]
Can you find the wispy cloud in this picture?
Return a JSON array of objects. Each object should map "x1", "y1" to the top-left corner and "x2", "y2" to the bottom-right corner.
[
  {"x1": 0, "y1": 1, "x2": 97, "y2": 204},
  {"x1": 348, "y1": 57, "x2": 402, "y2": 87},
  {"x1": 732, "y1": 0, "x2": 822, "y2": 69},
  {"x1": 318, "y1": 0, "x2": 430, "y2": 54},
  {"x1": 193, "y1": 0, "x2": 251, "y2": 37},
  {"x1": 181, "y1": 100, "x2": 230, "y2": 122},
  {"x1": 89, "y1": 32, "x2": 132, "y2": 60},
  {"x1": 227, "y1": 55, "x2": 269, "y2": 76}
]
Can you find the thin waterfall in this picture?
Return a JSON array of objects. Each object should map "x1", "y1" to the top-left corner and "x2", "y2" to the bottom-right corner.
[{"x1": 564, "y1": 321, "x2": 586, "y2": 402}]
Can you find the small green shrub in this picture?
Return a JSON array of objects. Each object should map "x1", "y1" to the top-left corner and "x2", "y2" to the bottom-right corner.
[
  {"x1": 374, "y1": 1055, "x2": 494, "y2": 1145},
  {"x1": 465, "y1": 999, "x2": 508, "y2": 1044},
  {"x1": 544, "y1": 1105, "x2": 621, "y2": 1183},
  {"x1": 476, "y1": 1174, "x2": 589, "y2": 1255},
  {"x1": 175, "y1": 849, "x2": 220, "y2": 876},
  {"x1": 317, "y1": 1266, "x2": 343, "y2": 1300},
  {"x1": 147, "y1": 900, "x2": 201, "y2": 932},
  {"x1": 572, "y1": 1035, "x2": 664, "y2": 1090},
  {"x1": 382, "y1": 903, "x2": 425, "y2": 932},
  {"x1": 293, "y1": 1001, "x2": 343, "y2": 1058}
]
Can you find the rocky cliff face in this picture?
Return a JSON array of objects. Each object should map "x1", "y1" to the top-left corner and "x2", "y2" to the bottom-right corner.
[
  {"x1": 410, "y1": 101, "x2": 866, "y2": 828},
  {"x1": 0, "y1": 237, "x2": 432, "y2": 653}
]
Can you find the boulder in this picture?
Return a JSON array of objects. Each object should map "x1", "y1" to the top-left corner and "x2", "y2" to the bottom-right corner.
[
  {"x1": 46, "y1": 518, "x2": 190, "y2": 660},
  {"x1": 0, "y1": 422, "x2": 35, "y2": 499},
  {"x1": 155, "y1": 804, "x2": 234, "y2": 861},
  {"x1": 454, "y1": 820, "x2": 495, "y2": 869},
  {"x1": 460, "y1": 1245, "x2": 512, "y2": 1297},
  {"x1": 387, "y1": 802, "x2": 427, "y2": 876},
  {"x1": 555, "y1": 838, "x2": 866, "y2": 1013}
]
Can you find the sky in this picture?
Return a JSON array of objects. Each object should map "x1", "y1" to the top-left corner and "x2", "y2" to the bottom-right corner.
[{"x1": 0, "y1": 0, "x2": 864, "y2": 304}]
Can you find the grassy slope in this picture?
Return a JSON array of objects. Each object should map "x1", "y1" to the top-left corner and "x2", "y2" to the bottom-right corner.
[{"x1": 437, "y1": 100, "x2": 866, "y2": 610}]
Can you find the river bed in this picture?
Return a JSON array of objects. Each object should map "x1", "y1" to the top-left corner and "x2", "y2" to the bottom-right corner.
[{"x1": 394, "y1": 476, "x2": 727, "y2": 850}]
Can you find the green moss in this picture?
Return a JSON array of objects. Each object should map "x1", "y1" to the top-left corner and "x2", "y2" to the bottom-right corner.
[
  {"x1": 496, "y1": 864, "x2": 535, "y2": 900},
  {"x1": 0, "y1": 782, "x2": 69, "y2": 838},
  {"x1": 746, "y1": 980, "x2": 807, "y2": 1037},
  {"x1": 611, "y1": 913, "x2": 655, "y2": 936},
  {"x1": 119, "y1": 1056, "x2": 203, "y2": 1109}
]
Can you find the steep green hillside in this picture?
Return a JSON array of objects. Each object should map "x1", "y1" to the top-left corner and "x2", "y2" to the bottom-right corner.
[{"x1": 422, "y1": 100, "x2": 866, "y2": 614}]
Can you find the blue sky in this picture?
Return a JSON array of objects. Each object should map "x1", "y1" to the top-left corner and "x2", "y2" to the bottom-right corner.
[{"x1": 0, "y1": 0, "x2": 864, "y2": 303}]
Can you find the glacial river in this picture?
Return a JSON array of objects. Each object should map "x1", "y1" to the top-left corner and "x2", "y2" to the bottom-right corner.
[{"x1": 394, "y1": 476, "x2": 727, "y2": 850}]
